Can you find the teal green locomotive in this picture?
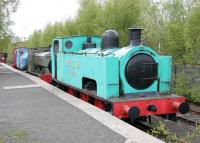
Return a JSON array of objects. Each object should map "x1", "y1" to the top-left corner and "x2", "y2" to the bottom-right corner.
[{"x1": 51, "y1": 28, "x2": 189, "y2": 121}]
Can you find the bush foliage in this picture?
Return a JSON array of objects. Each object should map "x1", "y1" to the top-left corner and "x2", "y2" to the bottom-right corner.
[
  {"x1": 150, "y1": 122, "x2": 200, "y2": 143},
  {"x1": 175, "y1": 72, "x2": 200, "y2": 104}
]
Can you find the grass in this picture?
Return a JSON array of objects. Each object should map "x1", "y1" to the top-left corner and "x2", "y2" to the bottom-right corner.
[
  {"x1": 12, "y1": 130, "x2": 28, "y2": 139},
  {"x1": 149, "y1": 122, "x2": 200, "y2": 143},
  {"x1": 0, "y1": 129, "x2": 28, "y2": 143},
  {"x1": 0, "y1": 137, "x2": 5, "y2": 143}
]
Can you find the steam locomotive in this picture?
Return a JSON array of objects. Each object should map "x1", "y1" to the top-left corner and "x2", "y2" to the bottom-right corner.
[{"x1": 51, "y1": 28, "x2": 189, "y2": 121}]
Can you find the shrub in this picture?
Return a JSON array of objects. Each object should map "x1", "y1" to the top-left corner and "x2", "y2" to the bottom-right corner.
[
  {"x1": 174, "y1": 72, "x2": 200, "y2": 104},
  {"x1": 190, "y1": 86, "x2": 200, "y2": 104},
  {"x1": 149, "y1": 122, "x2": 179, "y2": 142},
  {"x1": 150, "y1": 122, "x2": 200, "y2": 143},
  {"x1": 175, "y1": 72, "x2": 190, "y2": 98}
]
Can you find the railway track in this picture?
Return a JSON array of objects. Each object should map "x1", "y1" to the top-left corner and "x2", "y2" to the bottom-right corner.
[
  {"x1": 177, "y1": 113, "x2": 200, "y2": 126},
  {"x1": 189, "y1": 103, "x2": 200, "y2": 115}
]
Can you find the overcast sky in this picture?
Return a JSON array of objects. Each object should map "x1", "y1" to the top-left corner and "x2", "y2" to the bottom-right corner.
[{"x1": 10, "y1": 0, "x2": 80, "y2": 38}]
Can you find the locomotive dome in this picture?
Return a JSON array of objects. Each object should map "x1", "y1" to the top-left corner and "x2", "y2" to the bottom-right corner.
[{"x1": 102, "y1": 30, "x2": 119, "y2": 49}]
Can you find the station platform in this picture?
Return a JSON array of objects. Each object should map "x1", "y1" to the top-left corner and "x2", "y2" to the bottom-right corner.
[{"x1": 0, "y1": 63, "x2": 163, "y2": 143}]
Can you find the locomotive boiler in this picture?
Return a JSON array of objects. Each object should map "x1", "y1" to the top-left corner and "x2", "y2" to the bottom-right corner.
[{"x1": 51, "y1": 28, "x2": 189, "y2": 121}]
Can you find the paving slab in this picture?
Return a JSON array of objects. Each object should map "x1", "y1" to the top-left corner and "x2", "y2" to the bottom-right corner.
[{"x1": 0, "y1": 63, "x2": 164, "y2": 143}]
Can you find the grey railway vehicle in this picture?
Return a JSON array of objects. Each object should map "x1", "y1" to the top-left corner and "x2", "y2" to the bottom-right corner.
[{"x1": 28, "y1": 48, "x2": 51, "y2": 75}]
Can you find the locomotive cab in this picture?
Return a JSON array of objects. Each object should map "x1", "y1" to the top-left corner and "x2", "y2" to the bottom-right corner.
[{"x1": 51, "y1": 36, "x2": 102, "y2": 80}]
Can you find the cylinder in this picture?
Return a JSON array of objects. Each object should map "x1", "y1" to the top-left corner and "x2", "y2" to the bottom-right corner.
[
  {"x1": 102, "y1": 30, "x2": 119, "y2": 49},
  {"x1": 128, "y1": 28, "x2": 143, "y2": 46}
]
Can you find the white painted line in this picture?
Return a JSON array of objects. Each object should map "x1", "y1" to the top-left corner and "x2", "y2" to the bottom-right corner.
[
  {"x1": 3, "y1": 84, "x2": 41, "y2": 90},
  {"x1": 0, "y1": 71, "x2": 15, "y2": 74},
  {"x1": 1, "y1": 63, "x2": 164, "y2": 143}
]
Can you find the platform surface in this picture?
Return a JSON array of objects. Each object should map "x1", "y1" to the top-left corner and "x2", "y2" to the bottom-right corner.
[{"x1": 0, "y1": 63, "x2": 163, "y2": 143}]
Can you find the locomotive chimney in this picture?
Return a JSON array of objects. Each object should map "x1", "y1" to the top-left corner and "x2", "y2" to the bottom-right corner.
[{"x1": 128, "y1": 28, "x2": 143, "y2": 46}]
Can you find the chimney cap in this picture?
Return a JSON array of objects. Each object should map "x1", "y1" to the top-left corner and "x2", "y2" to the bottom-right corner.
[{"x1": 128, "y1": 28, "x2": 144, "y2": 30}]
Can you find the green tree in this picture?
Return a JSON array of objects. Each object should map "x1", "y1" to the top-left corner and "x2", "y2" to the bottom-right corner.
[
  {"x1": 184, "y1": 7, "x2": 200, "y2": 64},
  {"x1": 63, "y1": 19, "x2": 79, "y2": 35},
  {"x1": 40, "y1": 24, "x2": 56, "y2": 47},
  {"x1": 140, "y1": 0, "x2": 166, "y2": 51},
  {"x1": 76, "y1": 0, "x2": 102, "y2": 35},
  {"x1": 26, "y1": 30, "x2": 42, "y2": 48},
  {"x1": 0, "y1": 0, "x2": 19, "y2": 38},
  {"x1": 0, "y1": 0, "x2": 19, "y2": 52},
  {"x1": 25, "y1": 0, "x2": 200, "y2": 66},
  {"x1": 25, "y1": 0, "x2": 148, "y2": 49},
  {"x1": 162, "y1": 0, "x2": 187, "y2": 63},
  {"x1": 101, "y1": 0, "x2": 142, "y2": 46},
  {"x1": 0, "y1": 36, "x2": 11, "y2": 52}
]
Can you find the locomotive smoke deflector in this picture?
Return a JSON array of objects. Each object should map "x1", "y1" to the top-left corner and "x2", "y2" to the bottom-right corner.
[
  {"x1": 128, "y1": 28, "x2": 143, "y2": 46},
  {"x1": 102, "y1": 30, "x2": 119, "y2": 49}
]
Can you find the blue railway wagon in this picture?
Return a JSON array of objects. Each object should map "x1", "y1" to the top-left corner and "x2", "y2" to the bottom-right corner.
[{"x1": 15, "y1": 48, "x2": 28, "y2": 70}]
